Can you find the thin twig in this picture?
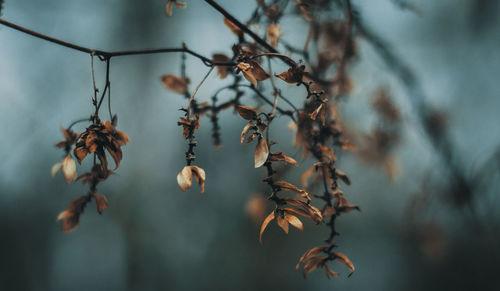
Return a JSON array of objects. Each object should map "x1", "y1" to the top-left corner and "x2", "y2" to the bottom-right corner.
[
  {"x1": 187, "y1": 66, "x2": 215, "y2": 115},
  {"x1": 0, "y1": 18, "x2": 236, "y2": 67}
]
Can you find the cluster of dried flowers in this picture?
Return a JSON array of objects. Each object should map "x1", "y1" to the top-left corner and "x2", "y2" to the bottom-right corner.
[
  {"x1": 52, "y1": 55, "x2": 129, "y2": 232},
  {"x1": 47, "y1": 0, "x2": 376, "y2": 281},
  {"x1": 157, "y1": 0, "x2": 361, "y2": 279}
]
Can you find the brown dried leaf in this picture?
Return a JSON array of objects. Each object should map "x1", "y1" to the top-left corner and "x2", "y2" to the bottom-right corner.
[
  {"x1": 191, "y1": 166, "x2": 206, "y2": 194},
  {"x1": 74, "y1": 147, "x2": 88, "y2": 164},
  {"x1": 161, "y1": 74, "x2": 189, "y2": 94},
  {"x1": 259, "y1": 211, "x2": 275, "y2": 245},
  {"x1": 224, "y1": 17, "x2": 242, "y2": 35},
  {"x1": 51, "y1": 162, "x2": 62, "y2": 177},
  {"x1": 336, "y1": 169, "x2": 351, "y2": 185},
  {"x1": 93, "y1": 193, "x2": 108, "y2": 214},
  {"x1": 302, "y1": 256, "x2": 326, "y2": 278},
  {"x1": 254, "y1": 137, "x2": 269, "y2": 168},
  {"x1": 300, "y1": 164, "x2": 317, "y2": 187},
  {"x1": 177, "y1": 166, "x2": 192, "y2": 192},
  {"x1": 277, "y1": 213, "x2": 289, "y2": 234},
  {"x1": 285, "y1": 213, "x2": 303, "y2": 231},
  {"x1": 267, "y1": 24, "x2": 281, "y2": 47},
  {"x1": 165, "y1": 0, "x2": 185, "y2": 16},
  {"x1": 274, "y1": 180, "x2": 310, "y2": 201},
  {"x1": 62, "y1": 154, "x2": 77, "y2": 183},
  {"x1": 246, "y1": 132, "x2": 258, "y2": 144},
  {"x1": 237, "y1": 61, "x2": 270, "y2": 87},
  {"x1": 57, "y1": 195, "x2": 89, "y2": 233},
  {"x1": 296, "y1": 246, "x2": 328, "y2": 270},
  {"x1": 236, "y1": 105, "x2": 257, "y2": 120},
  {"x1": 309, "y1": 103, "x2": 324, "y2": 120},
  {"x1": 322, "y1": 206, "x2": 336, "y2": 217},
  {"x1": 212, "y1": 53, "x2": 232, "y2": 79},
  {"x1": 276, "y1": 65, "x2": 305, "y2": 84},
  {"x1": 336, "y1": 196, "x2": 360, "y2": 214},
  {"x1": 324, "y1": 264, "x2": 340, "y2": 279},
  {"x1": 241, "y1": 121, "x2": 254, "y2": 144},
  {"x1": 283, "y1": 207, "x2": 311, "y2": 220},
  {"x1": 333, "y1": 252, "x2": 355, "y2": 276},
  {"x1": 268, "y1": 152, "x2": 298, "y2": 166}
]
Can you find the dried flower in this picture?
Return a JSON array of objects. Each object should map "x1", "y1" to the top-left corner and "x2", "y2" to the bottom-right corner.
[{"x1": 177, "y1": 165, "x2": 206, "y2": 193}]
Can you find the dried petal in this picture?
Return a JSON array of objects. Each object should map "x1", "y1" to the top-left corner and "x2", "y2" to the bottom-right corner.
[
  {"x1": 212, "y1": 53, "x2": 232, "y2": 79},
  {"x1": 57, "y1": 195, "x2": 89, "y2": 233},
  {"x1": 276, "y1": 65, "x2": 305, "y2": 84},
  {"x1": 296, "y1": 245, "x2": 328, "y2": 270},
  {"x1": 324, "y1": 264, "x2": 340, "y2": 279},
  {"x1": 237, "y1": 61, "x2": 269, "y2": 87},
  {"x1": 51, "y1": 162, "x2": 62, "y2": 177},
  {"x1": 336, "y1": 169, "x2": 351, "y2": 185},
  {"x1": 333, "y1": 252, "x2": 355, "y2": 276},
  {"x1": 268, "y1": 152, "x2": 298, "y2": 166},
  {"x1": 285, "y1": 213, "x2": 303, "y2": 231},
  {"x1": 309, "y1": 103, "x2": 324, "y2": 120},
  {"x1": 276, "y1": 213, "x2": 289, "y2": 234},
  {"x1": 236, "y1": 105, "x2": 257, "y2": 120},
  {"x1": 224, "y1": 18, "x2": 242, "y2": 35},
  {"x1": 62, "y1": 155, "x2": 77, "y2": 183},
  {"x1": 177, "y1": 166, "x2": 192, "y2": 192},
  {"x1": 165, "y1": 0, "x2": 173, "y2": 16},
  {"x1": 74, "y1": 147, "x2": 88, "y2": 164},
  {"x1": 267, "y1": 24, "x2": 281, "y2": 47},
  {"x1": 93, "y1": 193, "x2": 108, "y2": 214},
  {"x1": 259, "y1": 211, "x2": 275, "y2": 245},
  {"x1": 274, "y1": 180, "x2": 310, "y2": 201},
  {"x1": 161, "y1": 74, "x2": 189, "y2": 94},
  {"x1": 241, "y1": 121, "x2": 254, "y2": 144},
  {"x1": 191, "y1": 166, "x2": 206, "y2": 194},
  {"x1": 254, "y1": 137, "x2": 269, "y2": 168}
]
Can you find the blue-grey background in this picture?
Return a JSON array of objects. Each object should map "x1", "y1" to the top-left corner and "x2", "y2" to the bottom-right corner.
[{"x1": 1, "y1": 0, "x2": 499, "y2": 290}]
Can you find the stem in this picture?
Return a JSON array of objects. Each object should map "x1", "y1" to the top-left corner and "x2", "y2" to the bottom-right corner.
[{"x1": 0, "y1": 18, "x2": 235, "y2": 66}]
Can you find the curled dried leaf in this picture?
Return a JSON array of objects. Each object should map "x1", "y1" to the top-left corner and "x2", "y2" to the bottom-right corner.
[
  {"x1": 277, "y1": 213, "x2": 289, "y2": 234},
  {"x1": 335, "y1": 195, "x2": 360, "y2": 214},
  {"x1": 51, "y1": 162, "x2": 62, "y2": 177},
  {"x1": 276, "y1": 65, "x2": 305, "y2": 84},
  {"x1": 296, "y1": 245, "x2": 328, "y2": 270},
  {"x1": 336, "y1": 169, "x2": 351, "y2": 185},
  {"x1": 268, "y1": 152, "x2": 298, "y2": 166},
  {"x1": 237, "y1": 61, "x2": 269, "y2": 87},
  {"x1": 274, "y1": 180, "x2": 310, "y2": 201},
  {"x1": 62, "y1": 154, "x2": 77, "y2": 183},
  {"x1": 285, "y1": 213, "x2": 303, "y2": 231},
  {"x1": 236, "y1": 105, "x2": 257, "y2": 120},
  {"x1": 267, "y1": 24, "x2": 281, "y2": 47},
  {"x1": 177, "y1": 165, "x2": 206, "y2": 193},
  {"x1": 254, "y1": 137, "x2": 269, "y2": 168},
  {"x1": 241, "y1": 121, "x2": 254, "y2": 144},
  {"x1": 259, "y1": 211, "x2": 275, "y2": 245},
  {"x1": 57, "y1": 195, "x2": 89, "y2": 233},
  {"x1": 177, "y1": 166, "x2": 192, "y2": 192},
  {"x1": 161, "y1": 74, "x2": 189, "y2": 94},
  {"x1": 165, "y1": 0, "x2": 186, "y2": 16},
  {"x1": 309, "y1": 103, "x2": 324, "y2": 120},
  {"x1": 332, "y1": 252, "x2": 355, "y2": 276},
  {"x1": 224, "y1": 18, "x2": 242, "y2": 35},
  {"x1": 191, "y1": 166, "x2": 206, "y2": 194},
  {"x1": 212, "y1": 53, "x2": 232, "y2": 79},
  {"x1": 92, "y1": 193, "x2": 108, "y2": 214},
  {"x1": 324, "y1": 264, "x2": 340, "y2": 279}
]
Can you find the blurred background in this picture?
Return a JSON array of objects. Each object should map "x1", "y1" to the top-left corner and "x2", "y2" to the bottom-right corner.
[{"x1": 1, "y1": 0, "x2": 500, "y2": 290}]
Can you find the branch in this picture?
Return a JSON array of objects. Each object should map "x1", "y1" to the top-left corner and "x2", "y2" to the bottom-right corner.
[{"x1": 0, "y1": 18, "x2": 235, "y2": 66}]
